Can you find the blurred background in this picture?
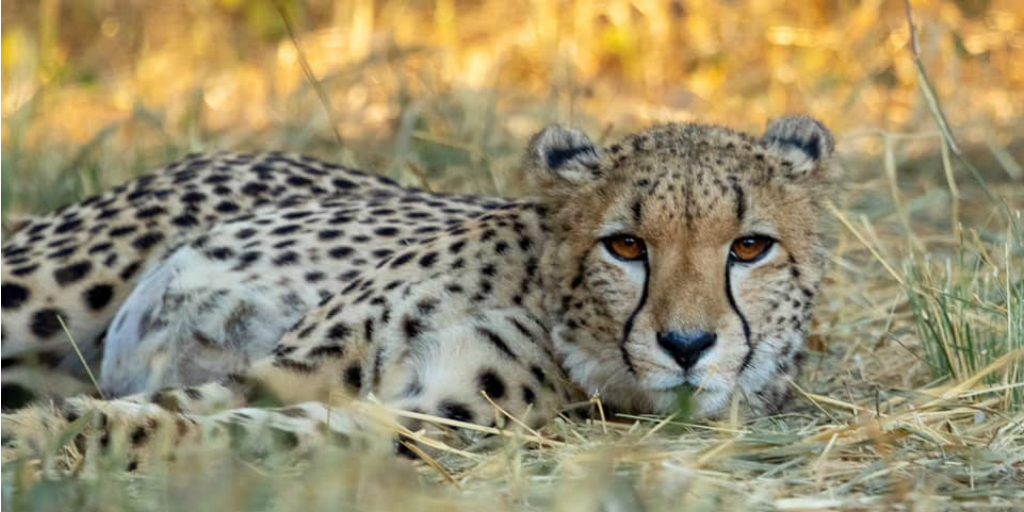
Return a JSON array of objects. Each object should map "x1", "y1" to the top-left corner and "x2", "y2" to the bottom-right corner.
[{"x1": 1, "y1": 0, "x2": 1021, "y2": 210}]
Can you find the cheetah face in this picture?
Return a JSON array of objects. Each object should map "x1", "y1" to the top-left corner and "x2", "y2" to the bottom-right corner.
[{"x1": 530, "y1": 117, "x2": 836, "y2": 417}]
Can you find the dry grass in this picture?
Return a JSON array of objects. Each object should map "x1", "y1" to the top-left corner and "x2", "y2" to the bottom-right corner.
[{"x1": 2, "y1": 1, "x2": 1022, "y2": 511}]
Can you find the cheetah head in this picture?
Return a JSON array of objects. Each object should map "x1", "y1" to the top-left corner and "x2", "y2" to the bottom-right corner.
[{"x1": 528, "y1": 117, "x2": 836, "y2": 417}]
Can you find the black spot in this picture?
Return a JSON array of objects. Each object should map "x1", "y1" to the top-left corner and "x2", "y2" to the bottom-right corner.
[
  {"x1": 308, "y1": 344, "x2": 345, "y2": 358},
  {"x1": 329, "y1": 246, "x2": 354, "y2": 259},
  {"x1": 286, "y1": 175, "x2": 313, "y2": 187},
  {"x1": 390, "y1": 252, "x2": 415, "y2": 268},
  {"x1": 151, "y1": 389, "x2": 183, "y2": 412},
  {"x1": 272, "y1": 358, "x2": 317, "y2": 374},
  {"x1": 403, "y1": 316, "x2": 423, "y2": 341},
  {"x1": 215, "y1": 201, "x2": 240, "y2": 214},
  {"x1": 529, "y1": 365, "x2": 549, "y2": 387},
  {"x1": 272, "y1": 344, "x2": 298, "y2": 357},
  {"x1": 83, "y1": 284, "x2": 115, "y2": 310},
  {"x1": 108, "y1": 225, "x2": 138, "y2": 237},
  {"x1": 54, "y1": 261, "x2": 92, "y2": 286},
  {"x1": 208, "y1": 247, "x2": 235, "y2": 260},
  {"x1": 273, "y1": 251, "x2": 300, "y2": 265},
  {"x1": 53, "y1": 218, "x2": 83, "y2": 234},
  {"x1": 332, "y1": 178, "x2": 357, "y2": 189},
  {"x1": 416, "y1": 298, "x2": 438, "y2": 315},
  {"x1": 318, "y1": 229, "x2": 343, "y2": 240},
  {"x1": 374, "y1": 227, "x2": 399, "y2": 237},
  {"x1": 119, "y1": 261, "x2": 143, "y2": 281},
  {"x1": 30, "y1": 308, "x2": 65, "y2": 339},
  {"x1": 271, "y1": 224, "x2": 301, "y2": 236},
  {"x1": 180, "y1": 191, "x2": 207, "y2": 203},
  {"x1": 172, "y1": 213, "x2": 199, "y2": 227},
  {"x1": 133, "y1": 232, "x2": 165, "y2": 251},
  {"x1": 1, "y1": 283, "x2": 30, "y2": 309},
  {"x1": 128, "y1": 426, "x2": 150, "y2": 446},
  {"x1": 282, "y1": 210, "x2": 312, "y2": 220},
  {"x1": 241, "y1": 182, "x2": 270, "y2": 196},
  {"x1": 136, "y1": 206, "x2": 166, "y2": 219},
  {"x1": 438, "y1": 400, "x2": 474, "y2": 423},
  {"x1": 1, "y1": 383, "x2": 36, "y2": 409},
  {"x1": 88, "y1": 242, "x2": 114, "y2": 255},
  {"x1": 476, "y1": 327, "x2": 517, "y2": 360},
  {"x1": 344, "y1": 365, "x2": 362, "y2": 391},
  {"x1": 448, "y1": 240, "x2": 466, "y2": 254},
  {"x1": 296, "y1": 324, "x2": 317, "y2": 339},
  {"x1": 327, "y1": 323, "x2": 351, "y2": 340},
  {"x1": 418, "y1": 252, "x2": 438, "y2": 268},
  {"x1": 10, "y1": 264, "x2": 39, "y2": 277},
  {"x1": 478, "y1": 369, "x2": 506, "y2": 400},
  {"x1": 522, "y1": 385, "x2": 536, "y2": 404}
]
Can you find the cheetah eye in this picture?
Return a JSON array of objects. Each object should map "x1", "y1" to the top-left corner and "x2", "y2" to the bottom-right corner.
[
  {"x1": 603, "y1": 235, "x2": 647, "y2": 262},
  {"x1": 730, "y1": 235, "x2": 774, "y2": 263}
]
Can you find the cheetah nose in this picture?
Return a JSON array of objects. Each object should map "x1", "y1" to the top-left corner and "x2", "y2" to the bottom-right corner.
[{"x1": 657, "y1": 330, "x2": 717, "y2": 370}]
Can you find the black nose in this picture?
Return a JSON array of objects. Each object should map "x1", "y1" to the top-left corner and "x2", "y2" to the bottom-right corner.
[{"x1": 657, "y1": 330, "x2": 717, "y2": 369}]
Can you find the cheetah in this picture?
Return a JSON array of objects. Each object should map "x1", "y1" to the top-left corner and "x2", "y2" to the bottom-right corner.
[{"x1": 1, "y1": 116, "x2": 837, "y2": 462}]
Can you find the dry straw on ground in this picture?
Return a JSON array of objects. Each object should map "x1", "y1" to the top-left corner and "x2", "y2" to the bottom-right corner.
[{"x1": 2, "y1": 1, "x2": 1021, "y2": 511}]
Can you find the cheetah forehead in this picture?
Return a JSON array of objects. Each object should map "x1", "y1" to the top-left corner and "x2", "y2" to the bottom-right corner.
[
  {"x1": 587, "y1": 123, "x2": 824, "y2": 233},
  {"x1": 599, "y1": 123, "x2": 775, "y2": 184}
]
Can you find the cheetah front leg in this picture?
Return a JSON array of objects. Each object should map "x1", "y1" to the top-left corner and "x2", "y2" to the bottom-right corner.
[{"x1": 3, "y1": 281, "x2": 574, "y2": 467}]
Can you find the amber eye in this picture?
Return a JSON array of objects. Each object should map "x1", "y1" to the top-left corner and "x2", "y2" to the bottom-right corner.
[
  {"x1": 603, "y1": 235, "x2": 647, "y2": 261},
  {"x1": 730, "y1": 235, "x2": 774, "y2": 263}
]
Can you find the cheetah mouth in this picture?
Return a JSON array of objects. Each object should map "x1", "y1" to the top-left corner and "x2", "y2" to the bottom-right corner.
[{"x1": 645, "y1": 370, "x2": 730, "y2": 395}]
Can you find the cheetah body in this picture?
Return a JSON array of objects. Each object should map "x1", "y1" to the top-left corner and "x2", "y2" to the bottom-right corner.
[{"x1": 1, "y1": 117, "x2": 837, "y2": 458}]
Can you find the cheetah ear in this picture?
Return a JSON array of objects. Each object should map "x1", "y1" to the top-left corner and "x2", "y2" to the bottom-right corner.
[
  {"x1": 526, "y1": 124, "x2": 602, "y2": 185},
  {"x1": 761, "y1": 115, "x2": 835, "y2": 179}
]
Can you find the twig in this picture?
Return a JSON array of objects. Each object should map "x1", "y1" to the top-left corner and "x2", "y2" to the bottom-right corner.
[
  {"x1": 271, "y1": 0, "x2": 345, "y2": 149},
  {"x1": 902, "y1": 0, "x2": 998, "y2": 204},
  {"x1": 57, "y1": 316, "x2": 105, "y2": 399},
  {"x1": 480, "y1": 390, "x2": 544, "y2": 441}
]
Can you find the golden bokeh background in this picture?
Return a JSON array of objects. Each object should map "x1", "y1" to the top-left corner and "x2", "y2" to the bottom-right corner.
[{"x1": 2, "y1": 0, "x2": 1021, "y2": 209}]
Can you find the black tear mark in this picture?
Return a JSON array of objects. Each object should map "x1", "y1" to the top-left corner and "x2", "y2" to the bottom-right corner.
[
  {"x1": 619, "y1": 258, "x2": 650, "y2": 375},
  {"x1": 729, "y1": 176, "x2": 746, "y2": 221},
  {"x1": 725, "y1": 263, "x2": 754, "y2": 371},
  {"x1": 545, "y1": 145, "x2": 596, "y2": 169},
  {"x1": 631, "y1": 198, "x2": 643, "y2": 224}
]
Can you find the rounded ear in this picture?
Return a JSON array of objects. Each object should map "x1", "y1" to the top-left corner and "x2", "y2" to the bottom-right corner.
[
  {"x1": 761, "y1": 116, "x2": 835, "y2": 179},
  {"x1": 526, "y1": 124, "x2": 602, "y2": 185}
]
